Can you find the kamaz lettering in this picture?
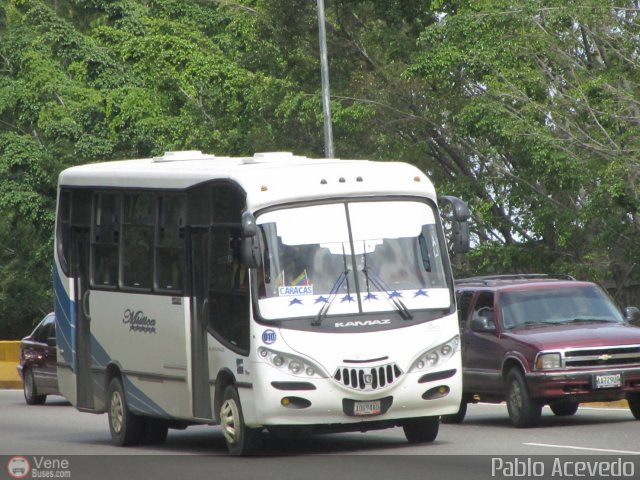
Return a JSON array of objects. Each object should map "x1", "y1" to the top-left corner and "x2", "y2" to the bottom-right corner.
[{"x1": 334, "y1": 319, "x2": 391, "y2": 328}]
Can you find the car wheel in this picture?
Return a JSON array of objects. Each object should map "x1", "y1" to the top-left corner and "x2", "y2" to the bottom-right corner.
[
  {"x1": 441, "y1": 398, "x2": 467, "y2": 424},
  {"x1": 219, "y1": 385, "x2": 262, "y2": 455},
  {"x1": 107, "y1": 377, "x2": 146, "y2": 446},
  {"x1": 550, "y1": 401, "x2": 579, "y2": 416},
  {"x1": 402, "y1": 416, "x2": 439, "y2": 443},
  {"x1": 627, "y1": 393, "x2": 640, "y2": 420},
  {"x1": 23, "y1": 369, "x2": 46, "y2": 405},
  {"x1": 505, "y1": 368, "x2": 542, "y2": 428}
]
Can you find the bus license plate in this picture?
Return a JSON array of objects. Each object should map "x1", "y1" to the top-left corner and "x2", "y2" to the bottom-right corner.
[
  {"x1": 353, "y1": 400, "x2": 382, "y2": 416},
  {"x1": 593, "y1": 373, "x2": 622, "y2": 389}
]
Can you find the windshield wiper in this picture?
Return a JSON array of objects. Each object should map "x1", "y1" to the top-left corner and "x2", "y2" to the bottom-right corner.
[
  {"x1": 311, "y1": 270, "x2": 348, "y2": 327},
  {"x1": 561, "y1": 318, "x2": 617, "y2": 324},
  {"x1": 518, "y1": 320, "x2": 557, "y2": 328},
  {"x1": 362, "y1": 267, "x2": 413, "y2": 320}
]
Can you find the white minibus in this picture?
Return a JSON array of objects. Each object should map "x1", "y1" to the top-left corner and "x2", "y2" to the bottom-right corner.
[{"x1": 53, "y1": 151, "x2": 469, "y2": 454}]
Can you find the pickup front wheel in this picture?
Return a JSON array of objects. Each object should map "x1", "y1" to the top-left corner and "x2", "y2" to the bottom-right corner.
[
  {"x1": 628, "y1": 393, "x2": 640, "y2": 420},
  {"x1": 505, "y1": 368, "x2": 542, "y2": 428}
]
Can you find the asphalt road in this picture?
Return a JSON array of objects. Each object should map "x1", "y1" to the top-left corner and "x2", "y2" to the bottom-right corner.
[{"x1": 2, "y1": 389, "x2": 639, "y2": 480}]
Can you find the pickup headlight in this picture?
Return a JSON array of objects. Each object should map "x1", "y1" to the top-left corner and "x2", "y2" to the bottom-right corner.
[
  {"x1": 409, "y1": 335, "x2": 460, "y2": 372},
  {"x1": 258, "y1": 347, "x2": 328, "y2": 378},
  {"x1": 535, "y1": 352, "x2": 562, "y2": 370}
]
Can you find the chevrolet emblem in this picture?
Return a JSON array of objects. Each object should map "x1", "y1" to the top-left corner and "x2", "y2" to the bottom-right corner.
[{"x1": 599, "y1": 354, "x2": 612, "y2": 361}]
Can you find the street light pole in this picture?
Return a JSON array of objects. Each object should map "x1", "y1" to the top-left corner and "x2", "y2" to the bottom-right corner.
[{"x1": 316, "y1": 0, "x2": 334, "y2": 158}]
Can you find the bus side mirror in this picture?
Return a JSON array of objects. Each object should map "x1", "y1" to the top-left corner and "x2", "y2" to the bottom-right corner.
[
  {"x1": 241, "y1": 211, "x2": 261, "y2": 268},
  {"x1": 439, "y1": 195, "x2": 471, "y2": 254}
]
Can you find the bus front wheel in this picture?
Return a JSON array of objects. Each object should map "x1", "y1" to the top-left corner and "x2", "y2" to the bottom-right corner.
[
  {"x1": 402, "y1": 416, "x2": 439, "y2": 443},
  {"x1": 107, "y1": 377, "x2": 146, "y2": 446},
  {"x1": 219, "y1": 385, "x2": 262, "y2": 455}
]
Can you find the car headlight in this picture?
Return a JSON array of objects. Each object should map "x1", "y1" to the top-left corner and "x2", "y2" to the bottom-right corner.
[
  {"x1": 535, "y1": 352, "x2": 561, "y2": 370},
  {"x1": 258, "y1": 347, "x2": 328, "y2": 378},
  {"x1": 409, "y1": 335, "x2": 460, "y2": 372}
]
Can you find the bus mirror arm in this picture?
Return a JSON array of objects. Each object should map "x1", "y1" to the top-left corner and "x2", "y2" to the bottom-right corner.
[{"x1": 241, "y1": 211, "x2": 261, "y2": 268}]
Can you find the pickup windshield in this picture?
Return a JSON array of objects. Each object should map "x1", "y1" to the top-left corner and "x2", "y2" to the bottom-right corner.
[
  {"x1": 500, "y1": 286, "x2": 624, "y2": 330},
  {"x1": 254, "y1": 200, "x2": 451, "y2": 321}
]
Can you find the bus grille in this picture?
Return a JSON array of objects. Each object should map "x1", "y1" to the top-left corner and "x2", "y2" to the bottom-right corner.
[
  {"x1": 333, "y1": 363, "x2": 403, "y2": 391},
  {"x1": 563, "y1": 345, "x2": 640, "y2": 368}
]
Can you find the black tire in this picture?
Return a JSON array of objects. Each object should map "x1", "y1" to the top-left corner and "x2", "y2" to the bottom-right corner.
[
  {"x1": 402, "y1": 416, "x2": 440, "y2": 443},
  {"x1": 550, "y1": 401, "x2": 579, "y2": 416},
  {"x1": 143, "y1": 418, "x2": 169, "y2": 445},
  {"x1": 441, "y1": 398, "x2": 468, "y2": 424},
  {"x1": 505, "y1": 368, "x2": 542, "y2": 428},
  {"x1": 628, "y1": 393, "x2": 640, "y2": 420},
  {"x1": 107, "y1": 377, "x2": 146, "y2": 446},
  {"x1": 219, "y1": 385, "x2": 262, "y2": 455},
  {"x1": 23, "y1": 369, "x2": 47, "y2": 405}
]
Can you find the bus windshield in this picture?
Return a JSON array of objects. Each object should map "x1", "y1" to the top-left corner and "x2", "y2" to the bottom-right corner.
[{"x1": 255, "y1": 200, "x2": 451, "y2": 321}]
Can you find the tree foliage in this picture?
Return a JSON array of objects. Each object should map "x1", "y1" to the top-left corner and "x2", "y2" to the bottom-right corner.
[{"x1": 1, "y1": 0, "x2": 640, "y2": 336}]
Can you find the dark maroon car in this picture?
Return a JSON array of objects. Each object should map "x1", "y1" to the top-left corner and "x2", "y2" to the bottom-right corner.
[
  {"x1": 16, "y1": 312, "x2": 60, "y2": 405},
  {"x1": 444, "y1": 275, "x2": 640, "y2": 427}
]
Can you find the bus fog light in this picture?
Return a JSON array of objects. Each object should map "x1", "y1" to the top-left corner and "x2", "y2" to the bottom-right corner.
[
  {"x1": 422, "y1": 385, "x2": 450, "y2": 400},
  {"x1": 280, "y1": 396, "x2": 312, "y2": 409}
]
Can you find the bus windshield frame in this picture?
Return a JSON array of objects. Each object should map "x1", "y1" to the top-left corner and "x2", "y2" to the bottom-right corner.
[{"x1": 253, "y1": 198, "x2": 452, "y2": 323}]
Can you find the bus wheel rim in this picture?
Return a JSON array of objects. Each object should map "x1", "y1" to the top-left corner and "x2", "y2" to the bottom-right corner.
[
  {"x1": 220, "y1": 399, "x2": 240, "y2": 445},
  {"x1": 111, "y1": 390, "x2": 124, "y2": 434}
]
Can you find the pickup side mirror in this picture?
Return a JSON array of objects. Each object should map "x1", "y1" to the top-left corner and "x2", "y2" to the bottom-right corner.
[
  {"x1": 624, "y1": 306, "x2": 640, "y2": 325},
  {"x1": 470, "y1": 307, "x2": 496, "y2": 333},
  {"x1": 438, "y1": 195, "x2": 471, "y2": 254}
]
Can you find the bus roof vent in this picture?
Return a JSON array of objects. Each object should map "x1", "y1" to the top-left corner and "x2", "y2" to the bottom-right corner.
[
  {"x1": 243, "y1": 152, "x2": 297, "y2": 164},
  {"x1": 153, "y1": 150, "x2": 216, "y2": 162}
]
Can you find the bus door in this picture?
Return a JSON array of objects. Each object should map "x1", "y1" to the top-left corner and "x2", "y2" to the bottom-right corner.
[
  {"x1": 71, "y1": 226, "x2": 94, "y2": 410},
  {"x1": 189, "y1": 228, "x2": 213, "y2": 419}
]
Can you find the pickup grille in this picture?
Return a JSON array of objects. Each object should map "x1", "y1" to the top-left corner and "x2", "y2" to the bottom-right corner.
[
  {"x1": 334, "y1": 363, "x2": 403, "y2": 391},
  {"x1": 563, "y1": 345, "x2": 640, "y2": 368}
]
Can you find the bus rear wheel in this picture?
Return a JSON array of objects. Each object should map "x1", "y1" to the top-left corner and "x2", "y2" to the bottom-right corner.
[
  {"x1": 108, "y1": 377, "x2": 146, "y2": 446},
  {"x1": 219, "y1": 385, "x2": 261, "y2": 455},
  {"x1": 402, "y1": 416, "x2": 439, "y2": 443}
]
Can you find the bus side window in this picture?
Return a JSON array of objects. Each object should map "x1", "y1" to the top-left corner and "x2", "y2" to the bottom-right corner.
[
  {"x1": 156, "y1": 194, "x2": 186, "y2": 292},
  {"x1": 92, "y1": 192, "x2": 120, "y2": 288},
  {"x1": 122, "y1": 193, "x2": 154, "y2": 290}
]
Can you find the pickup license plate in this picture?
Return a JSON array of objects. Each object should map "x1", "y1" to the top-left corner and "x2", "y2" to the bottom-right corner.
[
  {"x1": 353, "y1": 400, "x2": 382, "y2": 416},
  {"x1": 593, "y1": 373, "x2": 622, "y2": 389}
]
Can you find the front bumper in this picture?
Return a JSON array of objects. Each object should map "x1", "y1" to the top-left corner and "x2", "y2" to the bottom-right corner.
[
  {"x1": 246, "y1": 363, "x2": 463, "y2": 427},
  {"x1": 526, "y1": 366, "x2": 640, "y2": 401}
]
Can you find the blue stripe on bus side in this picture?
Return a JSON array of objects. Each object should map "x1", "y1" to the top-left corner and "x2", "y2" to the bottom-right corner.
[
  {"x1": 54, "y1": 266, "x2": 170, "y2": 418},
  {"x1": 54, "y1": 266, "x2": 74, "y2": 369},
  {"x1": 122, "y1": 375, "x2": 170, "y2": 418}
]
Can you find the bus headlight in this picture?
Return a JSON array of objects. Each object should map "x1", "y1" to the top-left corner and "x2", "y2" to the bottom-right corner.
[
  {"x1": 409, "y1": 335, "x2": 459, "y2": 372},
  {"x1": 258, "y1": 347, "x2": 328, "y2": 378}
]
